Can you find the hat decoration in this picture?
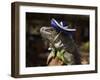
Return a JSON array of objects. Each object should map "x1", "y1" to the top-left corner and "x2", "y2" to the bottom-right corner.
[{"x1": 51, "y1": 18, "x2": 76, "y2": 34}]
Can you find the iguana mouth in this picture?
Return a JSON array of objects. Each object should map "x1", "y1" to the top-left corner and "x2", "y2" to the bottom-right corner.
[{"x1": 40, "y1": 27, "x2": 54, "y2": 35}]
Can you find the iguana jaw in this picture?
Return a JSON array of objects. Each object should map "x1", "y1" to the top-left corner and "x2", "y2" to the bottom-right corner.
[{"x1": 40, "y1": 27, "x2": 52, "y2": 35}]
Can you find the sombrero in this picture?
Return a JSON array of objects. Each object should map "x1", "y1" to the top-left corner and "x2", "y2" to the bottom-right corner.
[{"x1": 51, "y1": 18, "x2": 76, "y2": 34}]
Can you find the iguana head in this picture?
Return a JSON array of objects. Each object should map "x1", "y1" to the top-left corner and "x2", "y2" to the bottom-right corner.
[
  {"x1": 40, "y1": 27, "x2": 64, "y2": 49},
  {"x1": 40, "y1": 27, "x2": 58, "y2": 42}
]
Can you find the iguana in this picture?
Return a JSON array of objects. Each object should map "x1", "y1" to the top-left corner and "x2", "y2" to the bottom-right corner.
[{"x1": 40, "y1": 19, "x2": 81, "y2": 65}]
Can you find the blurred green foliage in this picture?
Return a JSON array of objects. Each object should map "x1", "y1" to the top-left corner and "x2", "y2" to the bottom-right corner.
[{"x1": 80, "y1": 42, "x2": 89, "y2": 52}]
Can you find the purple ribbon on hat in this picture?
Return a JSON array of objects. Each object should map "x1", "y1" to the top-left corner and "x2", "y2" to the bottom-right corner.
[{"x1": 51, "y1": 18, "x2": 76, "y2": 34}]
